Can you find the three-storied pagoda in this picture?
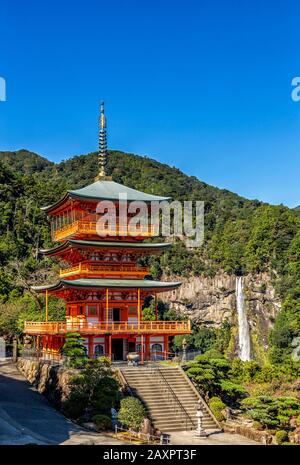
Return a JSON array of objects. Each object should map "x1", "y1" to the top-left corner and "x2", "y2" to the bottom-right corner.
[{"x1": 24, "y1": 103, "x2": 191, "y2": 361}]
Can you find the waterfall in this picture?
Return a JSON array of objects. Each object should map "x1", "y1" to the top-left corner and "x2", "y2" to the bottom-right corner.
[{"x1": 236, "y1": 277, "x2": 251, "y2": 361}]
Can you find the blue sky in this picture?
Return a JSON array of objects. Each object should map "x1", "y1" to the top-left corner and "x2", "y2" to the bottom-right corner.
[{"x1": 1, "y1": 0, "x2": 300, "y2": 206}]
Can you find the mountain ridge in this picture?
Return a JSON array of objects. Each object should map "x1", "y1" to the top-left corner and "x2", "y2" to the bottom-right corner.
[{"x1": 0, "y1": 148, "x2": 259, "y2": 205}]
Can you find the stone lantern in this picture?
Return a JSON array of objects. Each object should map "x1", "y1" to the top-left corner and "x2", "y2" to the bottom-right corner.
[
  {"x1": 195, "y1": 401, "x2": 207, "y2": 438},
  {"x1": 181, "y1": 338, "x2": 187, "y2": 364}
]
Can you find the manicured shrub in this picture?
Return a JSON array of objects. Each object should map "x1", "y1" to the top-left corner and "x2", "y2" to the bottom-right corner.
[
  {"x1": 61, "y1": 332, "x2": 87, "y2": 368},
  {"x1": 118, "y1": 397, "x2": 146, "y2": 431},
  {"x1": 209, "y1": 397, "x2": 226, "y2": 421},
  {"x1": 252, "y1": 421, "x2": 264, "y2": 430},
  {"x1": 275, "y1": 430, "x2": 288, "y2": 445},
  {"x1": 91, "y1": 414, "x2": 112, "y2": 431},
  {"x1": 241, "y1": 396, "x2": 300, "y2": 429}
]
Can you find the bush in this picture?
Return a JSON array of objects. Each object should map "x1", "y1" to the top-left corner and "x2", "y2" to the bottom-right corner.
[
  {"x1": 297, "y1": 414, "x2": 300, "y2": 427},
  {"x1": 118, "y1": 397, "x2": 146, "y2": 431},
  {"x1": 275, "y1": 430, "x2": 288, "y2": 445},
  {"x1": 91, "y1": 414, "x2": 112, "y2": 431},
  {"x1": 209, "y1": 397, "x2": 226, "y2": 421},
  {"x1": 61, "y1": 332, "x2": 87, "y2": 368},
  {"x1": 241, "y1": 396, "x2": 300, "y2": 429},
  {"x1": 63, "y1": 358, "x2": 120, "y2": 420},
  {"x1": 252, "y1": 421, "x2": 264, "y2": 430}
]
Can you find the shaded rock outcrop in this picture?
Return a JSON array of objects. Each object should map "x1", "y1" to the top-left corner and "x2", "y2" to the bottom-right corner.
[{"x1": 17, "y1": 358, "x2": 75, "y2": 409}]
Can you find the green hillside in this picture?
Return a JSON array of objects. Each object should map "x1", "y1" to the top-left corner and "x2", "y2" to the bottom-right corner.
[
  {"x1": 0, "y1": 149, "x2": 54, "y2": 174},
  {"x1": 0, "y1": 149, "x2": 299, "y2": 364}
]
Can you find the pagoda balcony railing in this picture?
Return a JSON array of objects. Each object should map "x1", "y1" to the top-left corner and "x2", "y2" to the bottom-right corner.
[
  {"x1": 52, "y1": 219, "x2": 156, "y2": 241},
  {"x1": 24, "y1": 320, "x2": 191, "y2": 335},
  {"x1": 59, "y1": 262, "x2": 149, "y2": 278}
]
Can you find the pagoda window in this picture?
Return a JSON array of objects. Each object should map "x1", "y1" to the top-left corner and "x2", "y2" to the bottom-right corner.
[
  {"x1": 128, "y1": 306, "x2": 137, "y2": 316},
  {"x1": 128, "y1": 305, "x2": 138, "y2": 324},
  {"x1": 94, "y1": 344, "x2": 104, "y2": 356},
  {"x1": 151, "y1": 343, "x2": 163, "y2": 353},
  {"x1": 87, "y1": 305, "x2": 98, "y2": 317}
]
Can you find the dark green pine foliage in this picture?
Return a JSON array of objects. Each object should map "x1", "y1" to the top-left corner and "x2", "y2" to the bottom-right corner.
[{"x1": 61, "y1": 332, "x2": 88, "y2": 367}]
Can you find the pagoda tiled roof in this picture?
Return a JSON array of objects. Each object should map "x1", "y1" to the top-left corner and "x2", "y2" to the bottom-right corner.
[
  {"x1": 40, "y1": 240, "x2": 171, "y2": 256},
  {"x1": 41, "y1": 180, "x2": 170, "y2": 213},
  {"x1": 32, "y1": 278, "x2": 181, "y2": 293}
]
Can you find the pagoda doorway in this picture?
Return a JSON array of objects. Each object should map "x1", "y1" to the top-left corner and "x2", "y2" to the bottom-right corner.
[{"x1": 112, "y1": 338, "x2": 124, "y2": 361}]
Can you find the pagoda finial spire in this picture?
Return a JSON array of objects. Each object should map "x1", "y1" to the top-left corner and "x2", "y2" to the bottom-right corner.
[{"x1": 95, "y1": 101, "x2": 111, "y2": 181}]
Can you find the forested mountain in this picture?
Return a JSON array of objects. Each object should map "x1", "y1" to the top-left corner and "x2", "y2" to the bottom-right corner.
[
  {"x1": 0, "y1": 148, "x2": 299, "y2": 363},
  {"x1": 0, "y1": 150, "x2": 54, "y2": 174}
]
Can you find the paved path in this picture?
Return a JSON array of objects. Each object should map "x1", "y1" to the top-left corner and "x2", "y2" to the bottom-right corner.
[
  {"x1": 168, "y1": 430, "x2": 260, "y2": 445},
  {"x1": 0, "y1": 361, "x2": 125, "y2": 445}
]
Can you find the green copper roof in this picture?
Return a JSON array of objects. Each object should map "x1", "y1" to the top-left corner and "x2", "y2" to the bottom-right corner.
[
  {"x1": 69, "y1": 180, "x2": 170, "y2": 201},
  {"x1": 42, "y1": 180, "x2": 170, "y2": 212},
  {"x1": 32, "y1": 278, "x2": 181, "y2": 292},
  {"x1": 41, "y1": 240, "x2": 171, "y2": 256}
]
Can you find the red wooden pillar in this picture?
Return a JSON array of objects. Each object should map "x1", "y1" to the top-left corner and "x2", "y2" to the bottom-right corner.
[
  {"x1": 88, "y1": 335, "x2": 94, "y2": 358},
  {"x1": 164, "y1": 335, "x2": 169, "y2": 360},
  {"x1": 141, "y1": 334, "x2": 144, "y2": 365},
  {"x1": 145, "y1": 335, "x2": 150, "y2": 361},
  {"x1": 108, "y1": 335, "x2": 112, "y2": 361},
  {"x1": 137, "y1": 289, "x2": 141, "y2": 324}
]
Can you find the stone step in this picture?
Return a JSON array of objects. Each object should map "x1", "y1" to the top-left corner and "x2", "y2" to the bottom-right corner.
[
  {"x1": 149, "y1": 414, "x2": 214, "y2": 424},
  {"x1": 120, "y1": 366, "x2": 220, "y2": 434},
  {"x1": 136, "y1": 394, "x2": 198, "y2": 402}
]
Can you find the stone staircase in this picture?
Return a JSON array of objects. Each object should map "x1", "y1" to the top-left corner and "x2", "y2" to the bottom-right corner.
[{"x1": 119, "y1": 365, "x2": 221, "y2": 433}]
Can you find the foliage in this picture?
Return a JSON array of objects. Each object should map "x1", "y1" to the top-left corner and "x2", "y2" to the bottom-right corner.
[
  {"x1": 186, "y1": 350, "x2": 246, "y2": 402},
  {"x1": 63, "y1": 357, "x2": 120, "y2": 420},
  {"x1": 118, "y1": 396, "x2": 146, "y2": 431},
  {"x1": 208, "y1": 396, "x2": 226, "y2": 422},
  {"x1": 172, "y1": 321, "x2": 231, "y2": 355},
  {"x1": 91, "y1": 414, "x2": 112, "y2": 431},
  {"x1": 142, "y1": 307, "x2": 156, "y2": 321},
  {"x1": 275, "y1": 430, "x2": 289, "y2": 445},
  {"x1": 241, "y1": 396, "x2": 300, "y2": 429},
  {"x1": 252, "y1": 421, "x2": 264, "y2": 430},
  {"x1": 61, "y1": 332, "x2": 87, "y2": 368}
]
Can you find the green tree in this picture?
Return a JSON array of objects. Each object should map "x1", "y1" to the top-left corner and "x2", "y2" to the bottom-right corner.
[
  {"x1": 61, "y1": 332, "x2": 87, "y2": 367},
  {"x1": 63, "y1": 357, "x2": 120, "y2": 419},
  {"x1": 118, "y1": 397, "x2": 146, "y2": 431}
]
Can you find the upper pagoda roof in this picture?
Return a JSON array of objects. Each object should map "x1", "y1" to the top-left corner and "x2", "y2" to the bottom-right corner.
[
  {"x1": 41, "y1": 180, "x2": 170, "y2": 213},
  {"x1": 32, "y1": 278, "x2": 181, "y2": 293},
  {"x1": 40, "y1": 239, "x2": 172, "y2": 256}
]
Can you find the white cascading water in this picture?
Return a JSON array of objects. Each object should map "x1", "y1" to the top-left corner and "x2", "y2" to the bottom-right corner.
[{"x1": 236, "y1": 277, "x2": 251, "y2": 361}]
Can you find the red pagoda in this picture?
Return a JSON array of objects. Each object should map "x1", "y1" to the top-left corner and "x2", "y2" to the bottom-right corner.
[{"x1": 24, "y1": 103, "x2": 191, "y2": 362}]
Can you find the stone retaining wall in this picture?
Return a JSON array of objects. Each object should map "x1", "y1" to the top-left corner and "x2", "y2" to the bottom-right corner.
[
  {"x1": 223, "y1": 421, "x2": 274, "y2": 444},
  {"x1": 17, "y1": 358, "x2": 76, "y2": 409}
]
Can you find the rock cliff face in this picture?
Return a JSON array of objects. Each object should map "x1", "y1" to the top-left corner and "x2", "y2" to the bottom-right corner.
[{"x1": 162, "y1": 272, "x2": 281, "y2": 358}]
